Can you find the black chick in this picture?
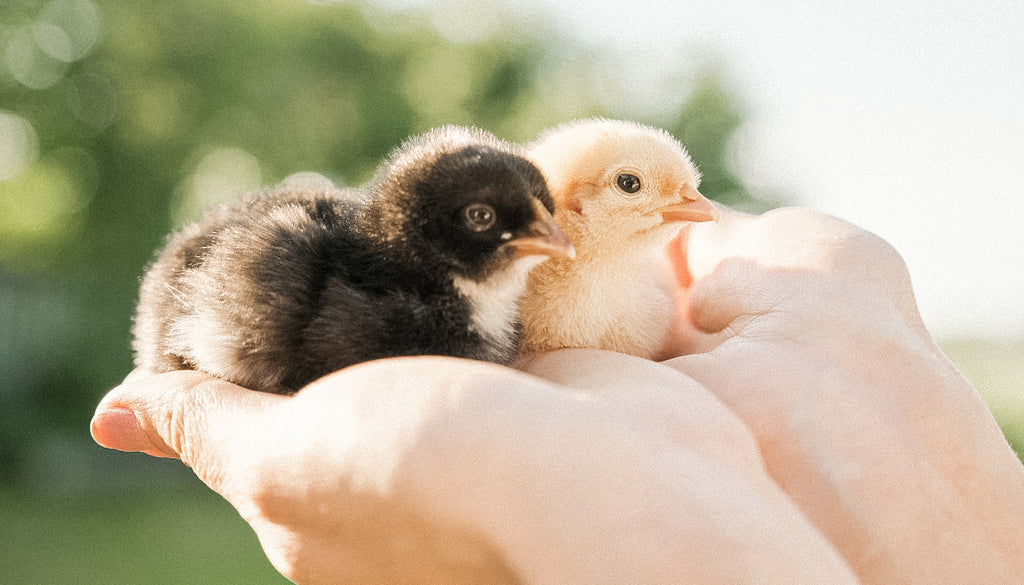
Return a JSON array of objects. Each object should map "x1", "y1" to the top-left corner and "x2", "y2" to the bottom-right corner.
[{"x1": 132, "y1": 126, "x2": 574, "y2": 394}]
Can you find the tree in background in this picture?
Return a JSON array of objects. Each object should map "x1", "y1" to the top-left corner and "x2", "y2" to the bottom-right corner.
[{"x1": 0, "y1": 0, "x2": 771, "y2": 482}]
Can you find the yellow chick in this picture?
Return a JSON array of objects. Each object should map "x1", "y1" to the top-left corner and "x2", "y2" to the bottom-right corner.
[{"x1": 519, "y1": 118, "x2": 719, "y2": 360}]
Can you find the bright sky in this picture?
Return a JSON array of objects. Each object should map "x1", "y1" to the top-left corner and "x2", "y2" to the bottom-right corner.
[
  {"x1": 372, "y1": 0, "x2": 1024, "y2": 339},
  {"x1": 520, "y1": 0, "x2": 1024, "y2": 341}
]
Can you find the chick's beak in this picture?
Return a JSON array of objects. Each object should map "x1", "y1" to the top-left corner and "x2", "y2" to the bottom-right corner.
[
  {"x1": 507, "y1": 199, "x2": 576, "y2": 259},
  {"x1": 654, "y1": 184, "x2": 720, "y2": 224}
]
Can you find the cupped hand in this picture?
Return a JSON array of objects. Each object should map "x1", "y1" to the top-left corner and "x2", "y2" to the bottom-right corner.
[
  {"x1": 666, "y1": 206, "x2": 1024, "y2": 584},
  {"x1": 91, "y1": 204, "x2": 1024, "y2": 585},
  {"x1": 92, "y1": 352, "x2": 857, "y2": 585}
]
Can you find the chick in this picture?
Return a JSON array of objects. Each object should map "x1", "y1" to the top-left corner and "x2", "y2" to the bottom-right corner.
[
  {"x1": 132, "y1": 126, "x2": 574, "y2": 394},
  {"x1": 519, "y1": 118, "x2": 718, "y2": 360}
]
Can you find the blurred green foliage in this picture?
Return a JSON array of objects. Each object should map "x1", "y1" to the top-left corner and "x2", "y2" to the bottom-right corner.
[{"x1": 1, "y1": 0, "x2": 771, "y2": 483}]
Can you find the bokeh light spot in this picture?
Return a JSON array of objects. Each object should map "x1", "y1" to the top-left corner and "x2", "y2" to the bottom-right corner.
[
  {"x1": 0, "y1": 111, "x2": 39, "y2": 181},
  {"x1": 37, "y1": 0, "x2": 102, "y2": 62},
  {"x1": 0, "y1": 156, "x2": 87, "y2": 268},
  {"x1": 32, "y1": 22, "x2": 75, "y2": 62},
  {"x1": 279, "y1": 171, "x2": 341, "y2": 191},
  {"x1": 4, "y1": 26, "x2": 69, "y2": 89},
  {"x1": 174, "y1": 148, "x2": 263, "y2": 226}
]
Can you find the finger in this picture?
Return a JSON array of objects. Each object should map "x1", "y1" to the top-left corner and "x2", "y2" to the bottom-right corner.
[
  {"x1": 659, "y1": 207, "x2": 766, "y2": 349},
  {"x1": 90, "y1": 368, "x2": 180, "y2": 457},
  {"x1": 680, "y1": 205, "x2": 757, "y2": 280},
  {"x1": 121, "y1": 367, "x2": 153, "y2": 385},
  {"x1": 91, "y1": 370, "x2": 287, "y2": 483},
  {"x1": 679, "y1": 207, "x2": 793, "y2": 336},
  {"x1": 91, "y1": 405, "x2": 176, "y2": 458},
  {"x1": 518, "y1": 349, "x2": 770, "y2": 481}
]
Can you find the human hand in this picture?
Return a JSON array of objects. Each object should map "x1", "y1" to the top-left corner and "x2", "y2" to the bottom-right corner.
[
  {"x1": 92, "y1": 354, "x2": 858, "y2": 585},
  {"x1": 666, "y1": 207, "x2": 1024, "y2": 583}
]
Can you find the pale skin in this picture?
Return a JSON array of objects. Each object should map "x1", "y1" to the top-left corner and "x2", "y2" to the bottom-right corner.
[{"x1": 91, "y1": 206, "x2": 1024, "y2": 584}]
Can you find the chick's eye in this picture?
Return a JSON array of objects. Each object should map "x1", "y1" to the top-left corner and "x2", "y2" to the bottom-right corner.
[
  {"x1": 616, "y1": 173, "x2": 641, "y2": 194},
  {"x1": 462, "y1": 203, "x2": 496, "y2": 232}
]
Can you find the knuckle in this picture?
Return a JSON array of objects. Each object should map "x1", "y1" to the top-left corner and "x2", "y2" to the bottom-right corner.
[
  {"x1": 160, "y1": 376, "x2": 225, "y2": 469},
  {"x1": 764, "y1": 207, "x2": 908, "y2": 277},
  {"x1": 163, "y1": 382, "x2": 208, "y2": 467},
  {"x1": 257, "y1": 531, "x2": 314, "y2": 584}
]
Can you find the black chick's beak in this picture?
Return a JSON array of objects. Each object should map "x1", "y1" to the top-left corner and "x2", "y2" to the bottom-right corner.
[{"x1": 507, "y1": 199, "x2": 576, "y2": 259}]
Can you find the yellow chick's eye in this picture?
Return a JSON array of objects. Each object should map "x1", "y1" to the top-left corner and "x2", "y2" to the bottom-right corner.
[
  {"x1": 616, "y1": 173, "x2": 642, "y2": 194},
  {"x1": 463, "y1": 203, "x2": 497, "y2": 232}
]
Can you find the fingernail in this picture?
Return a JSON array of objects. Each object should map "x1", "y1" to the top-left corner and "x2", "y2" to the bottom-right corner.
[{"x1": 91, "y1": 407, "x2": 158, "y2": 454}]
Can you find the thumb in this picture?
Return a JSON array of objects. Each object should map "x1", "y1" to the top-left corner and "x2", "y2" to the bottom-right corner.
[
  {"x1": 91, "y1": 369, "x2": 286, "y2": 484},
  {"x1": 686, "y1": 258, "x2": 782, "y2": 335},
  {"x1": 673, "y1": 206, "x2": 777, "y2": 337}
]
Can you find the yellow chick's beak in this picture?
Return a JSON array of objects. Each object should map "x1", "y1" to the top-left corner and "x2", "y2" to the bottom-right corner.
[
  {"x1": 507, "y1": 199, "x2": 577, "y2": 259},
  {"x1": 653, "y1": 185, "x2": 720, "y2": 224}
]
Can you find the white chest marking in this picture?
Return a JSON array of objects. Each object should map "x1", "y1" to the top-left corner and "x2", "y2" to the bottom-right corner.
[{"x1": 452, "y1": 256, "x2": 546, "y2": 344}]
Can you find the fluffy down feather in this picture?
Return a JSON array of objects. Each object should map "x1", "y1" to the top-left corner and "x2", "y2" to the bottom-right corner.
[
  {"x1": 519, "y1": 118, "x2": 718, "y2": 359},
  {"x1": 133, "y1": 126, "x2": 573, "y2": 393}
]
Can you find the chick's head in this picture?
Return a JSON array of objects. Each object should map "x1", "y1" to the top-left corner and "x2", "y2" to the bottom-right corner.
[
  {"x1": 371, "y1": 126, "x2": 574, "y2": 280},
  {"x1": 527, "y1": 118, "x2": 718, "y2": 246}
]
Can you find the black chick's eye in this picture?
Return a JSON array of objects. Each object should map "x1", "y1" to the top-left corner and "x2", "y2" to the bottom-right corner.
[
  {"x1": 616, "y1": 173, "x2": 642, "y2": 194},
  {"x1": 462, "y1": 203, "x2": 497, "y2": 232}
]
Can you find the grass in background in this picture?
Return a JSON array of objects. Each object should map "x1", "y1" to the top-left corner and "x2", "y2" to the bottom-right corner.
[
  {"x1": 941, "y1": 338, "x2": 1024, "y2": 458},
  {"x1": 1, "y1": 482, "x2": 290, "y2": 585}
]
